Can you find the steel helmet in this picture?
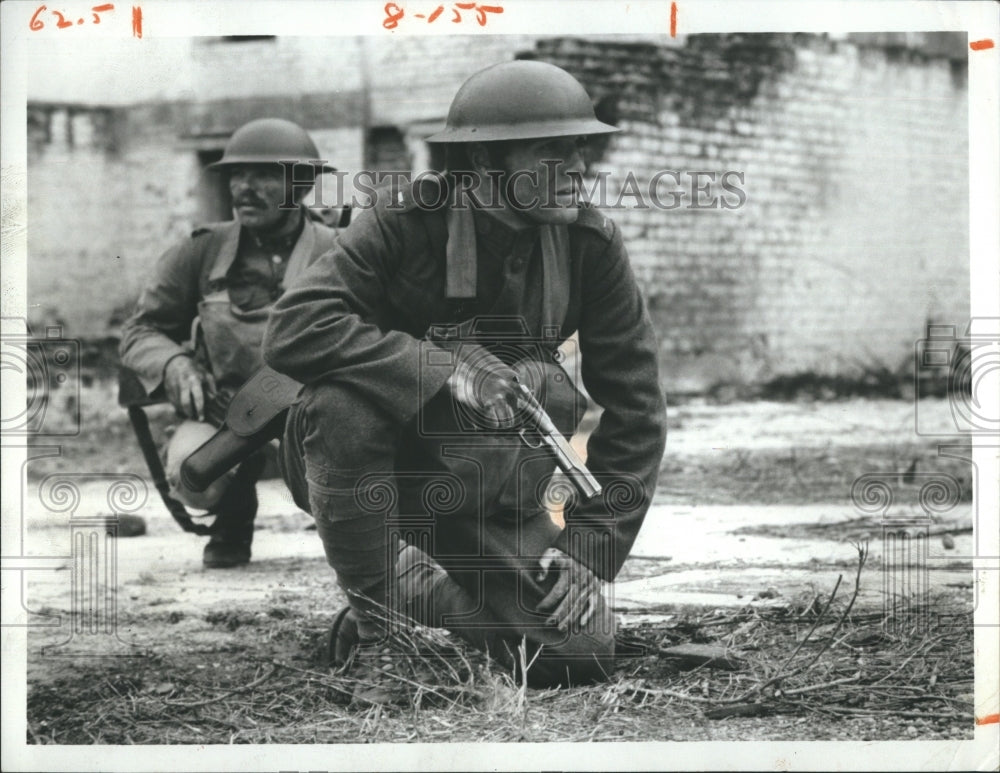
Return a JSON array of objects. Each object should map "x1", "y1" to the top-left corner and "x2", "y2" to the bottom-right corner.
[
  {"x1": 425, "y1": 60, "x2": 618, "y2": 144},
  {"x1": 207, "y1": 118, "x2": 336, "y2": 173}
]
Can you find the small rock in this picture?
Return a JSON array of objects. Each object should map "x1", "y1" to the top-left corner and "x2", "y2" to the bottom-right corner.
[
  {"x1": 114, "y1": 514, "x2": 147, "y2": 537},
  {"x1": 659, "y1": 643, "x2": 744, "y2": 671},
  {"x1": 705, "y1": 702, "x2": 766, "y2": 719}
]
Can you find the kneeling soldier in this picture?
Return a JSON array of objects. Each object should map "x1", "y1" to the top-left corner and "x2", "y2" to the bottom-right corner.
[
  {"x1": 264, "y1": 62, "x2": 667, "y2": 705},
  {"x1": 120, "y1": 118, "x2": 340, "y2": 568}
]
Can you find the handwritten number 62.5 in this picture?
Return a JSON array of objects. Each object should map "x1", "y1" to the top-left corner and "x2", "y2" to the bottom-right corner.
[{"x1": 30, "y1": 4, "x2": 115, "y2": 31}]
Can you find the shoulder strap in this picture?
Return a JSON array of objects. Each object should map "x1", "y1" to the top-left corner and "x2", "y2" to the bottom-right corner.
[
  {"x1": 190, "y1": 221, "x2": 242, "y2": 285},
  {"x1": 572, "y1": 205, "x2": 616, "y2": 242}
]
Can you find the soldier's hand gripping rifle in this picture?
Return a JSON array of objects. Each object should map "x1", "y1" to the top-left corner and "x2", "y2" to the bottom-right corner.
[{"x1": 514, "y1": 381, "x2": 602, "y2": 501}]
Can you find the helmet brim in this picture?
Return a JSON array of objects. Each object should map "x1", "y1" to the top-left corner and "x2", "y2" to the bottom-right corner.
[
  {"x1": 424, "y1": 118, "x2": 619, "y2": 144},
  {"x1": 206, "y1": 158, "x2": 337, "y2": 174}
]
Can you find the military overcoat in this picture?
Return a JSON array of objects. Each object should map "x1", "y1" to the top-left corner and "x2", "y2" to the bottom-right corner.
[{"x1": 263, "y1": 181, "x2": 667, "y2": 580}]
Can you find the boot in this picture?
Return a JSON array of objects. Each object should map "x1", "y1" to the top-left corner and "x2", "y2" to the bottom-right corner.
[
  {"x1": 202, "y1": 456, "x2": 262, "y2": 568},
  {"x1": 327, "y1": 542, "x2": 438, "y2": 670},
  {"x1": 327, "y1": 606, "x2": 359, "y2": 669},
  {"x1": 203, "y1": 511, "x2": 255, "y2": 568},
  {"x1": 347, "y1": 640, "x2": 429, "y2": 708},
  {"x1": 334, "y1": 547, "x2": 488, "y2": 707}
]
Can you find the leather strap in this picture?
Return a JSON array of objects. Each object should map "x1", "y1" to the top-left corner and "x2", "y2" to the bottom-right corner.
[
  {"x1": 126, "y1": 404, "x2": 213, "y2": 536},
  {"x1": 225, "y1": 365, "x2": 302, "y2": 437}
]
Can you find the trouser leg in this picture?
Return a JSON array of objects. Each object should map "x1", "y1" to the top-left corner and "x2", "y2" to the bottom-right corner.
[
  {"x1": 210, "y1": 451, "x2": 264, "y2": 531},
  {"x1": 200, "y1": 451, "x2": 265, "y2": 567},
  {"x1": 389, "y1": 373, "x2": 614, "y2": 686},
  {"x1": 282, "y1": 382, "x2": 400, "y2": 642},
  {"x1": 165, "y1": 419, "x2": 262, "y2": 567},
  {"x1": 396, "y1": 504, "x2": 616, "y2": 687},
  {"x1": 282, "y1": 387, "x2": 615, "y2": 684}
]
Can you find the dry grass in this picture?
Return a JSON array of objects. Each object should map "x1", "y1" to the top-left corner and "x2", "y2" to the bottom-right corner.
[
  {"x1": 610, "y1": 544, "x2": 974, "y2": 726},
  {"x1": 27, "y1": 549, "x2": 973, "y2": 744}
]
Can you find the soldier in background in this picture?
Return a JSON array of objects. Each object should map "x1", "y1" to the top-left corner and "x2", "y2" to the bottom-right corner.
[
  {"x1": 120, "y1": 118, "x2": 340, "y2": 568},
  {"x1": 265, "y1": 61, "x2": 667, "y2": 706}
]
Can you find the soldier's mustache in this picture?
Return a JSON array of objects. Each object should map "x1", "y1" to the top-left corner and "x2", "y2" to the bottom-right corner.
[{"x1": 235, "y1": 195, "x2": 266, "y2": 208}]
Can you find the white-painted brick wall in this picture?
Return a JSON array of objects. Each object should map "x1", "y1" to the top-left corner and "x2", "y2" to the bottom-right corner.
[{"x1": 26, "y1": 34, "x2": 970, "y2": 392}]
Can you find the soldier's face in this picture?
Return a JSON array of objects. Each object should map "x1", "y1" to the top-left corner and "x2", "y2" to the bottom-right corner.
[
  {"x1": 501, "y1": 136, "x2": 587, "y2": 225},
  {"x1": 227, "y1": 164, "x2": 294, "y2": 231}
]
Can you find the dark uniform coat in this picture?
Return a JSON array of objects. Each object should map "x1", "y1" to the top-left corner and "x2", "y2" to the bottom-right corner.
[
  {"x1": 263, "y1": 181, "x2": 666, "y2": 581},
  {"x1": 120, "y1": 213, "x2": 338, "y2": 398}
]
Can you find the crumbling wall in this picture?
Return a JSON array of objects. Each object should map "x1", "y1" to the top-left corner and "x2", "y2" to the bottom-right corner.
[
  {"x1": 533, "y1": 34, "x2": 969, "y2": 390},
  {"x1": 26, "y1": 102, "x2": 364, "y2": 335},
  {"x1": 27, "y1": 106, "x2": 199, "y2": 331},
  {"x1": 26, "y1": 34, "x2": 969, "y2": 394}
]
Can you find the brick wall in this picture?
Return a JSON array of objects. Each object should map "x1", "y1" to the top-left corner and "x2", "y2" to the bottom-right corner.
[
  {"x1": 25, "y1": 36, "x2": 541, "y2": 336},
  {"x1": 365, "y1": 35, "x2": 540, "y2": 125},
  {"x1": 26, "y1": 34, "x2": 969, "y2": 392},
  {"x1": 27, "y1": 110, "x2": 201, "y2": 331},
  {"x1": 532, "y1": 34, "x2": 969, "y2": 390}
]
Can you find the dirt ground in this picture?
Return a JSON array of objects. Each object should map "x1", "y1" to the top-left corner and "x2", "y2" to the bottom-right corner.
[{"x1": 17, "y1": 383, "x2": 979, "y2": 744}]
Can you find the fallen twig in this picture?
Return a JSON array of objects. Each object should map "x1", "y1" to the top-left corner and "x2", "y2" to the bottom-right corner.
[
  {"x1": 162, "y1": 666, "x2": 277, "y2": 708},
  {"x1": 792, "y1": 542, "x2": 868, "y2": 674},
  {"x1": 778, "y1": 675, "x2": 860, "y2": 697},
  {"x1": 669, "y1": 542, "x2": 871, "y2": 709},
  {"x1": 780, "y1": 575, "x2": 843, "y2": 669}
]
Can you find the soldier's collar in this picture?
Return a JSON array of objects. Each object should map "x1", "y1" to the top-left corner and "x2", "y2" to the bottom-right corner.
[
  {"x1": 244, "y1": 208, "x2": 305, "y2": 251},
  {"x1": 472, "y1": 206, "x2": 538, "y2": 253}
]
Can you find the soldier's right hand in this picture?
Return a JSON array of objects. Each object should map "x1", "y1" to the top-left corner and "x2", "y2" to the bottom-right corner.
[
  {"x1": 164, "y1": 355, "x2": 216, "y2": 422},
  {"x1": 446, "y1": 347, "x2": 521, "y2": 429}
]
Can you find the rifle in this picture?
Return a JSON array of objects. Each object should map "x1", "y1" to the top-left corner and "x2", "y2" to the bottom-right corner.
[{"x1": 515, "y1": 381, "x2": 602, "y2": 501}]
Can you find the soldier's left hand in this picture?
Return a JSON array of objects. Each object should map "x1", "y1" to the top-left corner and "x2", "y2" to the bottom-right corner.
[{"x1": 536, "y1": 547, "x2": 603, "y2": 632}]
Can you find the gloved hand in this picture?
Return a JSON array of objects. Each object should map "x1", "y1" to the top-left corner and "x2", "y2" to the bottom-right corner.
[
  {"x1": 536, "y1": 547, "x2": 604, "y2": 632},
  {"x1": 446, "y1": 346, "x2": 521, "y2": 429},
  {"x1": 164, "y1": 355, "x2": 216, "y2": 422}
]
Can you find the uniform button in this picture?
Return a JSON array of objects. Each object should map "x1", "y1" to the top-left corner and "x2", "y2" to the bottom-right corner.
[
  {"x1": 510, "y1": 257, "x2": 525, "y2": 272},
  {"x1": 271, "y1": 255, "x2": 283, "y2": 264}
]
